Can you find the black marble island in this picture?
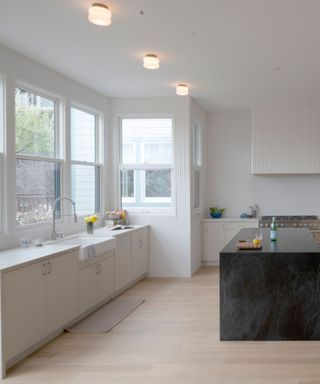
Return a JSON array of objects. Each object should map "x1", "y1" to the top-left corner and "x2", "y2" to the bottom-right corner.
[{"x1": 220, "y1": 228, "x2": 320, "y2": 341}]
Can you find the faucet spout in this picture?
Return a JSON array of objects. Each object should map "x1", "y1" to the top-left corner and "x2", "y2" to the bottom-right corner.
[{"x1": 52, "y1": 197, "x2": 78, "y2": 240}]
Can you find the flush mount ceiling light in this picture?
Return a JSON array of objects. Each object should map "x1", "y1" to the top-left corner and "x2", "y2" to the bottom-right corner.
[
  {"x1": 88, "y1": 3, "x2": 112, "y2": 26},
  {"x1": 143, "y1": 54, "x2": 160, "y2": 70},
  {"x1": 176, "y1": 84, "x2": 189, "y2": 96}
]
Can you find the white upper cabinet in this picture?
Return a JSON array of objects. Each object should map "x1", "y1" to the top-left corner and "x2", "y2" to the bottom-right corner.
[{"x1": 252, "y1": 106, "x2": 320, "y2": 174}]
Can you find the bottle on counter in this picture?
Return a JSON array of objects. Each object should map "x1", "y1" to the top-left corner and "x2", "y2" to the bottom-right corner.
[{"x1": 270, "y1": 217, "x2": 278, "y2": 241}]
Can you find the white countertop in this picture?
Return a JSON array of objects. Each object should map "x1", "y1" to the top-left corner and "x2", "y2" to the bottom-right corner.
[
  {"x1": 202, "y1": 218, "x2": 259, "y2": 223},
  {"x1": 0, "y1": 225, "x2": 148, "y2": 273},
  {"x1": 0, "y1": 243, "x2": 81, "y2": 272}
]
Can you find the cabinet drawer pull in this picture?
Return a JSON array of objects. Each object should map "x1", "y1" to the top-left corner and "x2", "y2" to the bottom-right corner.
[
  {"x1": 42, "y1": 263, "x2": 47, "y2": 276},
  {"x1": 95, "y1": 264, "x2": 99, "y2": 275},
  {"x1": 139, "y1": 239, "x2": 144, "y2": 248},
  {"x1": 47, "y1": 261, "x2": 52, "y2": 274},
  {"x1": 99, "y1": 264, "x2": 102, "y2": 274}
]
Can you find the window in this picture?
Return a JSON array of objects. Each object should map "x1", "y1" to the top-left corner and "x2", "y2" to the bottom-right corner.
[
  {"x1": 0, "y1": 76, "x2": 4, "y2": 232},
  {"x1": 15, "y1": 87, "x2": 61, "y2": 226},
  {"x1": 71, "y1": 107, "x2": 101, "y2": 216},
  {"x1": 120, "y1": 118, "x2": 174, "y2": 212},
  {"x1": 192, "y1": 121, "x2": 202, "y2": 210}
]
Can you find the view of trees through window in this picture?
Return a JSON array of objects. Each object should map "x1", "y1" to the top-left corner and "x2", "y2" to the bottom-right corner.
[{"x1": 15, "y1": 88, "x2": 60, "y2": 226}]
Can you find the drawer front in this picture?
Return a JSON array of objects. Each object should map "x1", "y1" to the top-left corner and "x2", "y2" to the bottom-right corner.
[
  {"x1": 223, "y1": 222, "x2": 258, "y2": 230},
  {"x1": 77, "y1": 250, "x2": 114, "y2": 270},
  {"x1": 132, "y1": 227, "x2": 148, "y2": 241}
]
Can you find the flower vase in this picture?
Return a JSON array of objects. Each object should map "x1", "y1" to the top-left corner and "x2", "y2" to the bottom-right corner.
[{"x1": 87, "y1": 222, "x2": 94, "y2": 235}]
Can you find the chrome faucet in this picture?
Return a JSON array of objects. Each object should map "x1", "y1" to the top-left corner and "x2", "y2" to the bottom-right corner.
[{"x1": 52, "y1": 197, "x2": 77, "y2": 240}]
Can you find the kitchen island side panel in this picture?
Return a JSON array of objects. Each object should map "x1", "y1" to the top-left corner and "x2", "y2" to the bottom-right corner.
[{"x1": 220, "y1": 228, "x2": 320, "y2": 341}]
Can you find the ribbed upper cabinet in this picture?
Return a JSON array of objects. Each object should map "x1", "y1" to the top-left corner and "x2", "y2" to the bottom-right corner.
[{"x1": 252, "y1": 107, "x2": 320, "y2": 174}]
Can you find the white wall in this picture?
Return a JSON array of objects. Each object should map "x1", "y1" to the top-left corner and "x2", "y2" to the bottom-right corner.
[
  {"x1": 109, "y1": 97, "x2": 192, "y2": 277},
  {"x1": 0, "y1": 44, "x2": 109, "y2": 248},
  {"x1": 206, "y1": 111, "x2": 320, "y2": 217},
  {"x1": 190, "y1": 99, "x2": 207, "y2": 275}
]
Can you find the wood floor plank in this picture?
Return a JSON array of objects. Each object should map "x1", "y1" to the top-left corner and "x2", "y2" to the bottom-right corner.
[{"x1": 5, "y1": 267, "x2": 320, "y2": 383}]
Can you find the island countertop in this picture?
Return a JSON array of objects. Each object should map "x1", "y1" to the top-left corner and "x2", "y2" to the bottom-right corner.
[{"x1": 221, "y1": 227, "x2": 319, "y2": 254}]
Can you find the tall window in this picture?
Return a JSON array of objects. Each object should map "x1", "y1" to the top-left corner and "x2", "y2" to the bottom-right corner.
[
  {"x1": 0, "y1": 76, "x2": 4, "y2": 232},
  {"x1": 15, "y1": 87, "x2": 61, "y2": 226},
  {"x1": 120, "y1": 118, "x2": 174, "y2": 212},
  {"x1": 192, "y1": 121, "x2": 202, "y2": 211},
  {"x1": 71, "y1": 107, "x2": 101, "y2": 216}
]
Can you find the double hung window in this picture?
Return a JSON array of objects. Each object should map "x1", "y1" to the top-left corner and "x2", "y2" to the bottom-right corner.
[
  {"x1": 71, "y1": 107, "x2": 101, "y2": 216},
  {"x1": 15, "y1": 87, "x2": 61, "y2": 226},
  {"x1": 0, "y1": 76, "x2": 4, "y2": 232},
  {"x1": 192, "y1": 121, "x2": 202, "y2": 211},
  {"x1": 120, "y1": 118, "x2": 174, "y2": 212}
]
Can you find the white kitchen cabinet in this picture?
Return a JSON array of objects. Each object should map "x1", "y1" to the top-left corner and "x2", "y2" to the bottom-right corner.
[
  {"x1": 4, "y1": 262, "x2": 47, "y2": 361},
  {"x1": 132, "y1": 229, "x2": 149, "y2": 281},
  {"x1": 203, "y1": 222, "x2": 225, "y2": 264},
  {"x1": 78, "y1": 251, "x2": 114, "y2": 314},
  {"x1": 114, "y1": 233, "x2": 131, "y2": 292},
  {"x1": 202, "y1": 219, "x2": 259, "y2": 265},
  {"x1": 98, "y1": 256, "x2": 114, "y2": 301},
  {"x1": 4, "y1": 250, "x2": 79, "y2": 361},
  {"x1": 78, "y1": 262, "x2": 101, "y2": 314},
  {"x1": 47, "y1": 251, "x2": 78, "y2": 333}
]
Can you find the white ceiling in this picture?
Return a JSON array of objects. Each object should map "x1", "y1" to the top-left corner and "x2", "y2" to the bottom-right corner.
[{"x1": 1, "y1": 0, "x2": 320, "y2": 111}]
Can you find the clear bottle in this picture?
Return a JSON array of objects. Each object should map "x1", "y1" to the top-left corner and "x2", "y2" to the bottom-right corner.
[{"x1": 270, "y1": 217, "x2": 278, "y2": 241}]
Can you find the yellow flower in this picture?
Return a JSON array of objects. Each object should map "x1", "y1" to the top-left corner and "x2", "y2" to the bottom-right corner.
[{"x1": 84, "y1": 215, "x2": 98, "y2": 224}]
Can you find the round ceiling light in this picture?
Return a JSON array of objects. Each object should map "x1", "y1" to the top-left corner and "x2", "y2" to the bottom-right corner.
[
  {"x1": 143, "y1": 54, "x2": 160, "y2": 70},
  {"x1": 88, "y1": 3, "x2": 112, "y2": 26},
  {"x1": 176, "y1": 84, "x2": 189, "y2": 96}
]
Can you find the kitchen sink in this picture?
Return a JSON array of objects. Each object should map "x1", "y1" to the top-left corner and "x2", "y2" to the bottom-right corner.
[{"x1": 58, "y1": 236, "x2": 115, "y2": 261}]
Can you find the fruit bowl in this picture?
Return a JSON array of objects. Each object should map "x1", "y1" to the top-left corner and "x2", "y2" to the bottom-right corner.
[
  {"x1": 209, "y1": 207, "x2": 225, "y2": 219},
  {"x1": 210, "y1": 212, "x2": 223, "y2": 219}
]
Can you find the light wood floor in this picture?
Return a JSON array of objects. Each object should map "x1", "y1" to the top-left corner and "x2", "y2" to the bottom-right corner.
[{"x1": 6, "y1": 267, "x2": 320, "y2": 384}]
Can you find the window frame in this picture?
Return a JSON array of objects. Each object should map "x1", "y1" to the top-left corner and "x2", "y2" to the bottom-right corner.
[
  {"x1": 15, "y1": 84, "x2": 63, "y2": 229},
  {"x1": 0, "y1": 75, "x2": 4, "y2": 234},
  {"x1": 192, "y1": 120, "x2": 202, "y2": 213},
  {"x1": 118, "y1": 116, "x2": 176, "y2": 216},
  {"x1": 70, "y1": 105, "x2": 103, "y2": 217}
]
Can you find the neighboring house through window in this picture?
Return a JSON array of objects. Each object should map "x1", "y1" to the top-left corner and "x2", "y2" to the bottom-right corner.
[
  {"x1": 71, "y1": 107, "x2": 101, "y2": 216},
  {"x1": 120, "y1": 118, "x2": 174, "y2": 213}
]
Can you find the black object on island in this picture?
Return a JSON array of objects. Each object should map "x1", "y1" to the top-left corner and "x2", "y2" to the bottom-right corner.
[{"x1": 220, "y1": 228, "x2": 320, "y2": 341}]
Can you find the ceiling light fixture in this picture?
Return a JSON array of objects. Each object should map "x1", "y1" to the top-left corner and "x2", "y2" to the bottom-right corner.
[
  {"x1": 88, "y1": 3, "x2": 112, "y2": 26},
  {"x1": 176, "y1": 84, "x2": 189, "y2": 96},
  {"x1": 143, "y1": 54, "x2": 160, "y2": 70}
]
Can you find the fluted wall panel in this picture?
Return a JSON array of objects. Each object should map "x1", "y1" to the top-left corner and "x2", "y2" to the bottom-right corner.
[{"x1": 252, "y1": 106, "x2": 320, "y2": 174}]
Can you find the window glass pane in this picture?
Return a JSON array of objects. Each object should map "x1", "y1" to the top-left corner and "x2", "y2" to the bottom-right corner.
[
  {"x1": 193, "y1": 170, "x2": 200, "y2": 209},
  {"x1": 121, "y1": 169, "x2": 171, "y2": 209},
  {"x1": 144, "y1": 143, "x2": 172, "y2": 163},
  {"x1": 0, "y1": 76, "x2": 4, "y2": 153},
  {"x1": 121, "y1": 169, "x2": 134, "y2": 198},
  {"x1": 16, "y1": 159, "x2": 60, "y2": 226},
  {"x1": 122, "y1": 119, "x2": 172, "y2": 164},
  {"x1": 193, "y1": 122, "x2": 201, "y2": 166},
  {"x1": 15, "y1": 88, "x2": 56, "y2": 157},
  {"x1": 145, "y1": 170, "x2": 171, "y2": 198},
  {"x1": 71, "y1": 108, "x2": 96, "y2": 162},
  {"x1": 122, "y1": 144, "x2": 135, "y2": 164},
  {"x1": 72, "y1": 164, "x2": 100, "y2": 216}
]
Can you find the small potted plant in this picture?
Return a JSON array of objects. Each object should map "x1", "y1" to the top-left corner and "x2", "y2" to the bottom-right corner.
[
  {"x1": 84, "y1": 214, "x2": 98, "y2": 234},
  {"x1": 209, "y1": 207, "x2": 225, "y2": 219}
]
